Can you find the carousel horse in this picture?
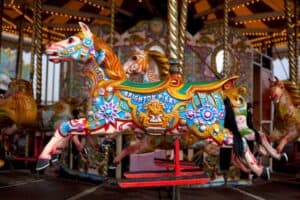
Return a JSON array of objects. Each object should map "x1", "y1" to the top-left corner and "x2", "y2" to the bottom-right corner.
[
  {"x1": 269, "y1": 77, "x2": 300, "y2": 153},
  {"x1": 0, "y1": 78, "x2": 88, "y2": 163},
  {"x1": 36, "y1": 22, "x2": 270, "y2": 180},
  {"x1": 0, "y1": 79, "x2": 37, "y2": 126},
  {"x1": 0, "y1": 79, "x2": 37, "y2": 167},
  {"x1": 40, "y1": 99, "x2": 89, "y2": 159},
  {"x1": 123, "y1": 47, "x2": 169, "y2": 83},
  {"x1": 123, "y1": 48, "x2": 287, "y2": 164}
]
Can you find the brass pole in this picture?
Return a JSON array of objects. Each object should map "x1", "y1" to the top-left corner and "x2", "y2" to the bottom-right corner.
[
  {"x1": 36, "y1": 0, "x2": 43, "y2": 104},
  {"x1": 178, "y1": 0, "x2": 188, "y2": 76},
  {"x1": 285, "y1": 0, "x2": 296, "y2": 83},
  {"x1": 223, "y1": 0, "x2": 229, "y2": 77},
  {"x1": 0, "y1": 0, "x2": 3, "y2": 64},
  {"x1": 294, "y1": 0, "x2": 299, "y2": 85},
  {"x1": 168, "y1": 0, "x2": 179, "y2": 61},
  {"x1": 106, "y1": 0, "x2": 116, "y2": 178},
  {"x1": 30, "y1": 0, "x2": 37, "y2": 84},
  {"x1": 110, "y1": 0, "x2": 115, "y2": 47},
  {"x1": 16, "y1": 18, "x2": 24, "y2": 79}
]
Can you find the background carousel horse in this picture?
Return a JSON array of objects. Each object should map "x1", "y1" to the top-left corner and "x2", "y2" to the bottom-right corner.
[
  {"x1": 0, "y1": 78, "x2": 37, "y2": 168},
  {"x1": 0, "y1": 79, "x2": 37, "y2": 126},
  {"x1": 269, "y1": 77, "x2": 300, "y2": 153},
  {"x1": 123, "y1": 48, "x2": 287, "y2": 165},
  {"x1": 36, "y1": 22, "x2": 270, "y2": 180},
  {"x1": 0, "y1": 77, "x2": 89, "y2": 165},
  {"x1": 123, "y1": 47, "x2": 169, "y2": 83}
]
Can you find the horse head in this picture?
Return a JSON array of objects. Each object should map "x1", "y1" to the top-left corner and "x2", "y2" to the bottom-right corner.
[
  {"x1": 123, "y1": 47, "x2": 147, "y2": 78},
  {"x1": 45, "y1": 22, "x2": 125, "y2": 93},
  {"x1": 269, "y1": 76, "x2": 285, "y2": 103},
  {"x1": 7, "y1": 79, "x2": 33, "y2": 96},
  {"x1": 123, "y1": 47, "x2": 170, "y2": 82},
  {"x1": 46, "y1": 22, "x2": 105, "y2": 65}
]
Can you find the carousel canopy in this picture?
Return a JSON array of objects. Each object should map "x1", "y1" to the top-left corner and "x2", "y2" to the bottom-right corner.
[{"x1": 1, "y1": 0, "x2": 299, "y2": 48}]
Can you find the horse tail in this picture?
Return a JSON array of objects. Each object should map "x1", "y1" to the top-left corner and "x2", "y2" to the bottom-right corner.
[
  {"x1": 224, "y1": 97, "x2": 244, "y2": 158},
  {"x1": 246, "y1": 103, "x2": 262, "y2": 145}
]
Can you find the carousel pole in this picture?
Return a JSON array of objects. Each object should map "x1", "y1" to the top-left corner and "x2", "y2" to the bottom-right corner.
[
  {"x1": 107, "y1": 0, "x2": 115, "y2": 178},
  {"x1": 178, "y1": 0, "x2": 188, "y2": 76},
  {"x1": 294, "y1": 0, "x2": 299, "y2": 85},
  {"x1": 284, "y1": 0, "x2": 297, "y2": 84},
  {"x1": 167, "y1": 2, "x2": 183, "y2": 198},
  {"x1": 220, "y1": 0, "x2": 231, "y2": 186},
  {"x1": 30, "y1": 0, "x2": 37, "y2": 84},
  {"x1": 223, "y1": 0, "x2": 229, "y2": 77},
  {"x1": 16, "y1": 12, "x2": 24, "y2": 79},
  {"x1": 109, "y1": 0, "x2": 115, "y2": 47},
  {"x1": 35, "y1": 0, "x2": 43, "y2": 104},
  {"x1": 0, "y1": 0, "x2": 3, "y2": 64},
  {"x1": 168, "y1": 0, "x2": 184, "y2": 87},
  {"x1": 168, "y1": 0, "x2": 179, "y2": 70}
]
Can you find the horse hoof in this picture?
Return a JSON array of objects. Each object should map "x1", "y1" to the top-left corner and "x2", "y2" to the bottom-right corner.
[
  {"x1": 260, "y1": 167, "x2": 270, "y2": 181},
  {"x1": 280, "y1": 153, "x2": 288, "y2": 163},
  {"x1": 36, "y1": 159, "x2": 50, "y2": 171},
  {"x1": 51, "y1": 154, "x2": 60, "y2": 163}
]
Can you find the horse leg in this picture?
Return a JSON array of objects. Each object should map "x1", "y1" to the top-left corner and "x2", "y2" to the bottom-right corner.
[
  {"x1": 239, "y1": 138, "x2": 270, "y2": 180},
  {"x1": 232, "y1": 153, "x2": 251, "y2": 173},
  {"x1": 36, "y1": 118, "x2": 87, "y2": 171},
  {"x1": 259, "y1": 131, "x2": 288, "y2": 162},
  {"x1": 114, "y1": 139, "x2": 149, "y2": 164},
  {"x1": 277, "y1": 126, "x2": 298, "y2": 153},
  {"x1": 72, "y1": 135, "x2": 84, "y2": 152},
  {"x1": 36, "y1": 130, "x2": 68, "y2": 170}
]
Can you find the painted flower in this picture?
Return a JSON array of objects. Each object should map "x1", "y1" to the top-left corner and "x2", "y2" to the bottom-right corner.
[
  {"x1": 186, "y1": 109, "x2": 197, "y2": 119},
  {"x1": 197, "y1": 104, "x2": 218, "y2": 125},
  {"x1": 218, "y1": 111, "x2": 225, "y2": 120},
  {"x1": 97, "y1": 102, "x2": 119, "y2": 124}
]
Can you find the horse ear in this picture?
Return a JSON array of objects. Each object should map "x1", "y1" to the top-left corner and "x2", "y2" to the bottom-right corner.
[
  {"x1": 79, "y1": 22, "x2": 93, "y2": 38},
  {"x1": 268, "y1": 78, "x2": 273, "y2": 84},
  {"x1": 132, "y1": 46, "x2": 142, "y2": 53}
]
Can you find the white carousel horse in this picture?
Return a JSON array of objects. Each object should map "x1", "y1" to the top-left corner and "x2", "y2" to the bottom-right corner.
[{"x1": 36, "y1": 22, "x2": 270, "y2": 180}]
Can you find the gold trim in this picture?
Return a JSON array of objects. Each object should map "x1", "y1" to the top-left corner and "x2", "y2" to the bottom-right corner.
[{"x1": 167, "y1": 76, "x2": 239, "y2": 100}]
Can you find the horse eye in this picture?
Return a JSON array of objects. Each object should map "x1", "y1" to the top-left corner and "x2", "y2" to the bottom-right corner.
[
  {"x1": 132, "y1": 55, "x2": 137, "y2": 60},
  {"x1": 68, "y1": 37, "x2": 74, "y2": 43}
]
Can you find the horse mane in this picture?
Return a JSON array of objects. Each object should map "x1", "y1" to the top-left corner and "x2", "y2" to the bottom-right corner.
[
  {"x1": 282, "y1": 80, "x2": 300, "y2": 107},
  {"x1": 144, "y1": 50, "x2": 170, "y2": 80},
  {"x1": 8, "y1": 79, "x2": 33, "y2": 96},
  {"x1": 77, "y1": 32, "x2": 125, "y2": 80}
]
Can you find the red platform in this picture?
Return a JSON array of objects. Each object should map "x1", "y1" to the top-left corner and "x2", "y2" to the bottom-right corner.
[
  {"x1": 119, "y1": 174, "x2": 209, "y2": 188},
  {"x1": 118, "y1": 139, "x2": 210, "y2": 188}
]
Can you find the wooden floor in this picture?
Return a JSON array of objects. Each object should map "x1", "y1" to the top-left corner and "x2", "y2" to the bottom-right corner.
[{"x1": 0, "y1": 170, "x2": 299, "y2": 200}]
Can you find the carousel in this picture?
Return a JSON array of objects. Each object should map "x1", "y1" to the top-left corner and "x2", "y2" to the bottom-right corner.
[{"x1": 0, "y1": 0, "x2": 299, "y2": 199}]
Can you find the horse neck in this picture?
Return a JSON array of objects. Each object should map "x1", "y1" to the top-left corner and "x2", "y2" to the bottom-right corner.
[
  {"x1": 144, "y1": 57, "x2": 160, "y2": 82},
  {"x1": 82, "y1": 57, "x2": 105, "y2": 90},
  {"x1": 93, "y1": 36, "x2": 125, "y2": 81},
  {"x1": 277, "y1": 89, "x2": 295, "y2": 117}
]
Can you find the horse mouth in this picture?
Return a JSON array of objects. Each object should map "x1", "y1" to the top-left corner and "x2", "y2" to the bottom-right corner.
[
  {"x1": 270, "y1": 94, "x2": 279, "y2": 103},
  {"x1": 47, "y1": 52, "x2": 61, "y2": 63}
]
